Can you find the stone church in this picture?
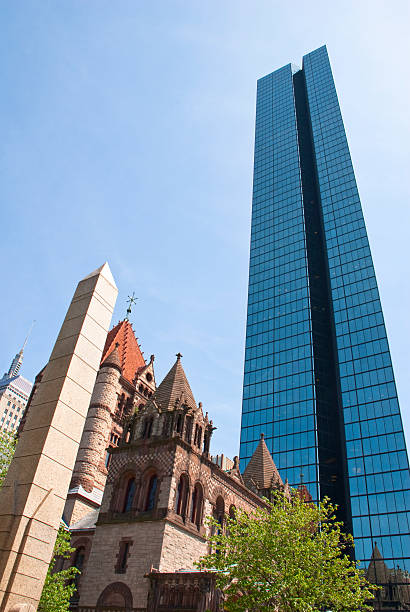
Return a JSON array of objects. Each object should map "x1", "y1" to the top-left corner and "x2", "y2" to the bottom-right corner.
[{"x1": 56, "y1": 319, "x2": 290, "y2": 612}]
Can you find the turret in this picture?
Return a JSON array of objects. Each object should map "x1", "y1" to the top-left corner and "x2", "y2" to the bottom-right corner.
[
  {"x1": 126, "y1": 353, "x2": 214, "y2": 456},
  {"x1": 65, "y1": 345, "x2": 122, "y2": 523},
  {"x1": 242, "y1": 433, "x2": 287, "y2": 500}
]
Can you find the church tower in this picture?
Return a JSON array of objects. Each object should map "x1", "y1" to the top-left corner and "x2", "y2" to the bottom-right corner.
[
  {"x1": 64, "y1": 319, "x2": 156, "y2": 525},
  {"x1": 76, "y1": 354, "x2": 272, "y2": 611}
]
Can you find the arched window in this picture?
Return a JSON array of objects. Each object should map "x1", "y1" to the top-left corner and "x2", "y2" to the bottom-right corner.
[
  {"x1": 214, "y1": 496, "x2": 225, "y2": 529},
  {"x1": 122, "y1": 477, "x2": 136, "y2": 512},
  {"x1": 70, "y1": 545, "x2": 86, "y2": 602},
  {"x1": 97, "y1": 582, "x2": 133, "y2": 610},
  {"x1": 73, "y1": 546, "x2": 86, "y2": 572},
  {"x1": 213, "y1": 496, "x2": 225, "y2": 554},
  {"x1": 145, "y1": 474, "x2": 158, "y2": 511},
  {"x1": 124, "y1": 424, "x2": 132, "y2": 444},
  {"x1": 229, "y1": 505, "x2": 236, "y2": 520},
  {"x1": 190, "y1": 482, "x2": 203, "y2": 528},
  {"x1": 175, "y1": 474, "x2": 189, "y2": 518}
]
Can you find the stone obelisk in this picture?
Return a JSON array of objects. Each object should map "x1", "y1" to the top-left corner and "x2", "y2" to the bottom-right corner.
[{"x1": 0, "y1": 263, "x2": 118, "y2": 612}]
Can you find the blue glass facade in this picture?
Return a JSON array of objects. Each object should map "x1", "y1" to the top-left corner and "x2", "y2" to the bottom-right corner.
[{"x1": 240, "y1": 46, "x2": 410, "y2": 579}]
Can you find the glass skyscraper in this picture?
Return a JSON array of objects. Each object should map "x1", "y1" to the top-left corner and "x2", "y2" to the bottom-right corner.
[{"x1": 240, "y1": 46, "x2": 410, "y2": 584}]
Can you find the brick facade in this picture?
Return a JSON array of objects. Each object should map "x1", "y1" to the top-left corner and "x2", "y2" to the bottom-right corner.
[{"x1": 71, "y1": 354, "x2": 276, "y2": 612}]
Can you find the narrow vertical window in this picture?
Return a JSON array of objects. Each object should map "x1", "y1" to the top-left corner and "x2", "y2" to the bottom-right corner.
[
  {"x1": 190, "y1": 483, "x2": 203, "y2": 528},
  {"x1": 122, "y1": 478, "x2": 136, "y2": 513},
  {"x1": 143, "y1": 417, "x2": 154, "y2": 439},
  {"x1": 175, "y1": 474, "x2": 189, "y2": 518},
  {"x1": 145, "y1": 474, "x2": 158, "y2": 511},
  {"x1": 115, "y1": 539, "x2": 132, "y2": 574}
]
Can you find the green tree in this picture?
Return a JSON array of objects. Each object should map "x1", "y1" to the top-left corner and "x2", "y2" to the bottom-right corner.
[
  {"x1": 0, "y1": 429, "x2": 16, "y2": 487},
  {"x1": 38, "y1": 525, "x2": 80, "y2": 612},
  {"x1": 197, "y1": 492, "x2": 377, "y2": 612}
]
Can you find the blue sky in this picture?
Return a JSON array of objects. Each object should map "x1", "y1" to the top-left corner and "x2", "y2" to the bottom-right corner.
[{"x1": 1, "y1": 1, "x2": 409, "y2": 458}]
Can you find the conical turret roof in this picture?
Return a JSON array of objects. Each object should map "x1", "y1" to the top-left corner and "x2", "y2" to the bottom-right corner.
[
  {"x1": 243, "y1": 434, "x2": 283, "y2": 490},
  {"x1": 101, "y1": 319, "x2": 145, "y2": 383},
  {"x1": 152, "y1": 353, "x2": 196, "y2": 411},
  {"x1": 101, "y1": 344, "x2": 122, "y2": 372}
]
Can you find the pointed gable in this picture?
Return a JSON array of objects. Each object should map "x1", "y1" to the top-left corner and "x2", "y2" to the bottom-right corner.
[
  {"x1": 101, "y1": 320, "x2": 145, "y2": 384},
  {"x1": 151, "y1": 353, "x2": 196, "y2": 411},
  {"x1": 366, "y1": 543, "x2": 389, "y2": 584},
  {"x1": 243, "y1": 433, "x2": 283, "y2": 490}
]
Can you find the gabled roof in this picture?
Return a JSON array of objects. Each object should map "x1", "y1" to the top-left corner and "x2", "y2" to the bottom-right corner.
[
  {"x1": 101, "y1": 320, "x2": 145, "y2": 384},
  {"x1": 150, "y1": 353, "x2": 196, "y2": 411},
  {"x1": 243, "y1": 434, "x2": 283, "y2": 490}
]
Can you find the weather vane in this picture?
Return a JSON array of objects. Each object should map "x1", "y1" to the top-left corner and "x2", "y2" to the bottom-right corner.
[{"x1": 125, "y1": 292, "x2": 138, "y2": 320}]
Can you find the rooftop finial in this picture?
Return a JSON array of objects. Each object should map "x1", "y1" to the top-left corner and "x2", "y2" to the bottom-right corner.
[
  {"x1": 176, "y1": 352, "x2": 183, "y2": 360},
  {"x1": 260, "y1": 432, "x2": 264, "y2": 440},
  {"x1": 125, "y1": 292, "x2": 138, "y2": 320}
]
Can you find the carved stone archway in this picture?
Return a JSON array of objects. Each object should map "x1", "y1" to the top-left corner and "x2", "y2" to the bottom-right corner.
[{"x1": 96, "y1": 581, "x2": 133, "y2": 610}]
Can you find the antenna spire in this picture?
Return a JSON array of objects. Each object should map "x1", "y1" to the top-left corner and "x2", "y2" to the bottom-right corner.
[
  {"x1": 6, "y1": 321, "x2": 35, "y2": 378},
  {"x1": 22, "y1": 320, "x2": 36, "y2": 352}
]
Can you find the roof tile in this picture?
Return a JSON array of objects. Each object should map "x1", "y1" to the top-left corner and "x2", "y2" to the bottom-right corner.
[
  {"x1": 149, "y1": 354, "x2": 196, "y2": 411},
  {"x1": 243, "y1": 434, "x2": 283, "y2": 490},
  {"x1": 101, "y1": 320, "x2": 145, "y2": 384}
]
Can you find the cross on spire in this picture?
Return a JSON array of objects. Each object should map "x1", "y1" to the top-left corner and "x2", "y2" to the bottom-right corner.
[
  {"x1": 176, "y1": 352, "x2": 183, "y2": 360},
  {"x1": 125, "y1": 292, "x2": 138, "y2": 320}
]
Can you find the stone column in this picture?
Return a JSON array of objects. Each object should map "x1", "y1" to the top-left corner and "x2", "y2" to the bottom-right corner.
[{"x1": 0, "y1": 263, "x2": 117, "y2": 612}]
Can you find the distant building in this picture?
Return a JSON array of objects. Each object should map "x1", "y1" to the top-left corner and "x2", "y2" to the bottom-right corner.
[
  {"x1": 0, "y1": 347, "x2": 32, "y2": 433},
  {"x1": 211, "y1": 454, "x2": 234, "y2": 471}
]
